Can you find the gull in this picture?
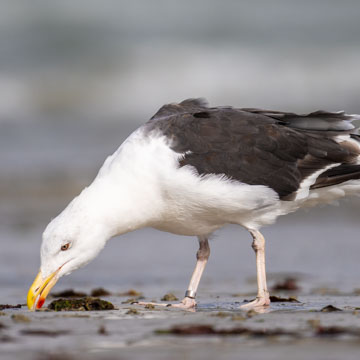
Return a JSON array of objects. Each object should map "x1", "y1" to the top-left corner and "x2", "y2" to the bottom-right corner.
[{"x1": 27, "y1": 99, "x2": 360, "y2": 310}]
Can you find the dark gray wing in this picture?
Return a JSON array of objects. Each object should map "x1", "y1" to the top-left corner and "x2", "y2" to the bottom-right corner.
[{"x1": 147, "y1": 99, "x2": 360, "y2": 200}]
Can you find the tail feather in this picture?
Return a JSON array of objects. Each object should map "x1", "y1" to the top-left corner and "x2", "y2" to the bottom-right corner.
[{"x1": 242, "y1": 108, "x2": 359, "y2": 131}]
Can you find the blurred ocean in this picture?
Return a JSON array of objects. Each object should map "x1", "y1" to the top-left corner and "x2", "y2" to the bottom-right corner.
[
  {"x1": 2, "y1": 0, "x2": 360, "y2": 123},
  {"x1": 1, "y1": 0, "x2": 360, "y2": 302}
]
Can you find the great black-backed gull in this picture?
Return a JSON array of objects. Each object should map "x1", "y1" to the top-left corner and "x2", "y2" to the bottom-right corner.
[{"x1": 28, "y1": 99, "x2": 360, "y2": 310}]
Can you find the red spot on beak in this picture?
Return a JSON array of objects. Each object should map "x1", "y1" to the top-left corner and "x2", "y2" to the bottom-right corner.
[{"x1": 37, "y1": 298, "x2": 45, "y2": 309}]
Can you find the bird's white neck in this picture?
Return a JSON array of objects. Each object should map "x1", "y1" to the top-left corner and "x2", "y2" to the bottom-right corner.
[
  {"x1": 74, "y1": 131, "x2": 171, "y2": 239},
  {"x1": 76, "y1": 175, "x2": 159, "y2": 239}
]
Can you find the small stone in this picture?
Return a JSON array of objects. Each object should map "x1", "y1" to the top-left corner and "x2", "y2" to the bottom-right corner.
[
  {"x1": 126, "y1": 308, "x2": 139, "y2": 315},
  {"x1": 98, "y1": 325, "x2": 108, "y2": 335},
  {"x1": 320, "y1": 305, "x2": 342, "y2": 312}
]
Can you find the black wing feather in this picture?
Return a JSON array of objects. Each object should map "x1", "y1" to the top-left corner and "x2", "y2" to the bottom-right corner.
[{"x1": 146, "y1": 99, "x2": 360, "y2": 200}]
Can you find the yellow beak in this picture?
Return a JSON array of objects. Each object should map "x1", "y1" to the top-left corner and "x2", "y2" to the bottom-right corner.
[{"x1": 27, "y1": 270, "x2": 59, "y2": 310}]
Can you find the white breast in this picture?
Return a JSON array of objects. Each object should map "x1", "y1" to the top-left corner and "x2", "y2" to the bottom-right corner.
[{"x1": 96, "y1": 128, "x2": 360, "y2": 236}]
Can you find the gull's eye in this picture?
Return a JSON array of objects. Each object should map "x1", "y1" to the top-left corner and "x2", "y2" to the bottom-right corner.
[{"x1": 61, "y1": 243, "x2": 70, "y2": 251}]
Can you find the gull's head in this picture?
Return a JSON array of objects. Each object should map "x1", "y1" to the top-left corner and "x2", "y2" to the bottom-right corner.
[
  {"x1": 27, "y1": 190, "x2": 111, "y2": 310},
  {"x1": 26, "y1": 143, "x2": 156, "y2": 311}
]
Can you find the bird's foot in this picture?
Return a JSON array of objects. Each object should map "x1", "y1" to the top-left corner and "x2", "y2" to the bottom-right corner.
[
  {"x1": 169, "y1": 297, "x2": 197, "y2": 309},
  {"x1": 240, "y1": 295, "x2": 270, "y2": 310},
  {"x1": 136, "y1": 297, "x2": 196, "y2": 310}
]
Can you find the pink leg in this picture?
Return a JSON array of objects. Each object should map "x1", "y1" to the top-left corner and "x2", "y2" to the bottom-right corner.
[
  {"x1": 240, "y1": 229, "x2": 270, "y2": 309},
  {"x1": 137, "y1": 235, "x2": 210, "y2": 309}
]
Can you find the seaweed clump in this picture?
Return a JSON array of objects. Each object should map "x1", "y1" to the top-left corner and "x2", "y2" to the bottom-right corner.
[
  {"x1": 118, "y1": 289, "x2": 142, "y2": 297},
  {"x1": 48, "y1": 297, "x2": 114, "y2": 311},
  {"x1": 269, "y1": 295, "x2": 300, "y2": 303},
  {"x1": 161, "y1": 293, "x2": 179, "y2": 301},
  {"x1": 320, "y1": 305, "x2": 342, "y2": 312},
  {"x1": 0, "y1": 304, "x2": 22, "y2": 310},
  {"x1": 90, "y1": 288, "x2": 112, "y2": 297}
]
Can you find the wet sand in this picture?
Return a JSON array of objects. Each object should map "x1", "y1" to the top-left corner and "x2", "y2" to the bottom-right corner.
[{"x1": 2, "y1": 292, "x2": 360, "y2": 360}]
